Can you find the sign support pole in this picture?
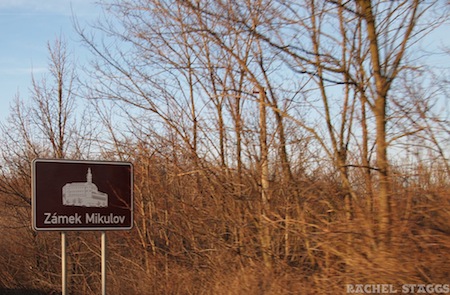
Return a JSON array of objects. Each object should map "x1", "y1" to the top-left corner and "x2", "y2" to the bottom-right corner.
[
  {"x1": 61, "y1": 231, "x2": 67, "y2": 295},
  {"x1": 32, "y1": 159, "x2": 133, "y2": 295},
  {"x1": 101, "y1": 231, "x2": 107, "y2": 295}
]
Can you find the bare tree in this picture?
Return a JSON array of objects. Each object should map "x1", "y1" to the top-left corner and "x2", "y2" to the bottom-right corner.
[
  {"x1": 9, "y1": 0, "x2": 441, "y2": 292},
  {"x1": 0, "y1": 36, "x2": 96, "y2": 293}
]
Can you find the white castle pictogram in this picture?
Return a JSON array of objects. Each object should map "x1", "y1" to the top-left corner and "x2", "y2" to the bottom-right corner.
[{"x1": 62, "y1": 168, "x2": 108, "y2": 207}]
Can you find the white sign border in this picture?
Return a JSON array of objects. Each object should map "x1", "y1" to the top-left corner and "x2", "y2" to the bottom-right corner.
[{"x1": 32, "y1": 158, "x2": 134, "y2": 231}]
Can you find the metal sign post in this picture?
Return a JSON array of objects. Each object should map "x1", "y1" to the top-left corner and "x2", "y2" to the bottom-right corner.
[
  {"x1": 61, "y1": 232, "x2": 67, "y2": 295},
  {"x1": 31, "y1": 159, "x2": 133, "y2": 295},
  {"x1": 101, "y1": 231, "x2": 107, "y2": 295}
]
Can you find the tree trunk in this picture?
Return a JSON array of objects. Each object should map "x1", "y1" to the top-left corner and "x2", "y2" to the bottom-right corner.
[
  {"x1": 358, "y1": 0, "x2": 391, "y2": 248},
  {"x1": 257, "y1": 87, "x2": 272, "y2": 268}
]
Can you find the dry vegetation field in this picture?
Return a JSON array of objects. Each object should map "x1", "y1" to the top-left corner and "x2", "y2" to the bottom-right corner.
[
  {"x1": 0, "y1": 156, "x2": 448, "y2": 294},
  {"x1": 1, "y1": 0, "x2": 449, "y2": 294}
]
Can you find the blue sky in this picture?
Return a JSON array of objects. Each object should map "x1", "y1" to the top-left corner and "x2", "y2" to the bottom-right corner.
[
  {"x1": 0, "y1": 0, "x2": 100, "y2": 119},
  {"x1": 0, "y1": 0, "x2": 448, "y2": 123}
]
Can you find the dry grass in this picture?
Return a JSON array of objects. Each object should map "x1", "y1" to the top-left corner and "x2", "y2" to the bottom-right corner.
[{"x1": 0, "y1": 160, "x2": 449, "y2": 295}]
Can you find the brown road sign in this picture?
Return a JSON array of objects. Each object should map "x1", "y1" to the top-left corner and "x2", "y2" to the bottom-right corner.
[{"x1": 32, "y1": 159, "x2": 133, "y2": 231}]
